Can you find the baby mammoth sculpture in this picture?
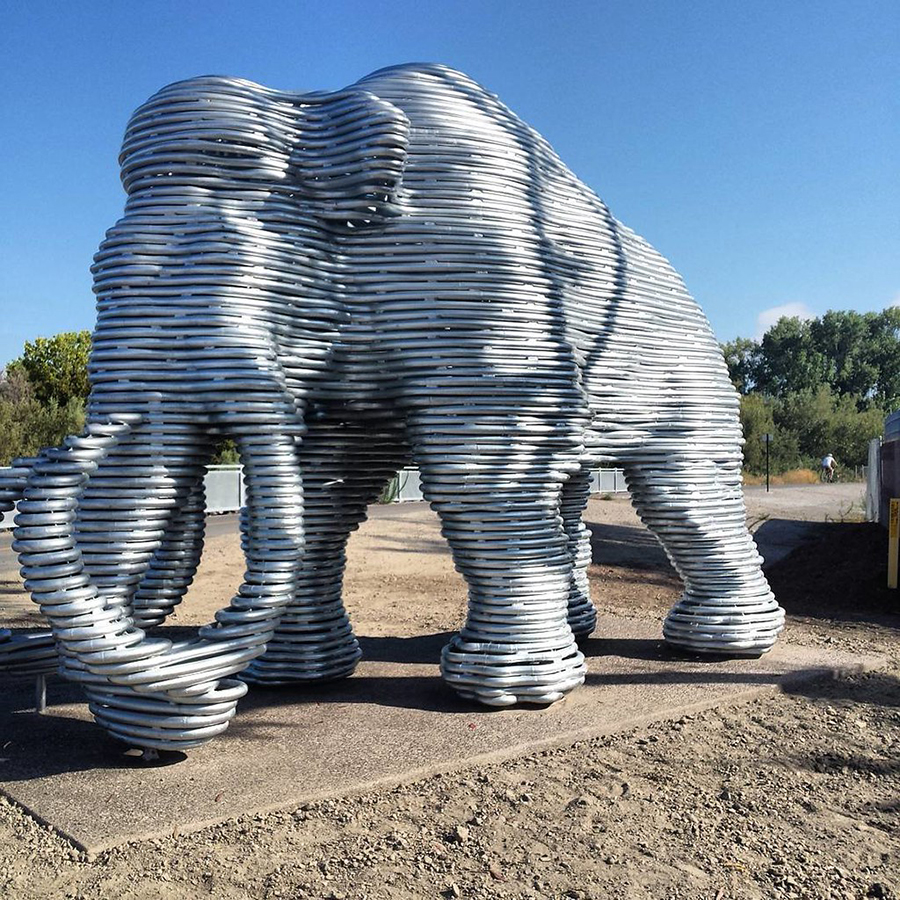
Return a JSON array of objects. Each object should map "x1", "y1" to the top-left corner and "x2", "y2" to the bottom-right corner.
[{"x1": 0, "y1": 63, "x2": 783, "y2": 752}]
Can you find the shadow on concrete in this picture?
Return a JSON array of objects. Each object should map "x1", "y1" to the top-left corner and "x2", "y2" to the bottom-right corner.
[
  {"x1": 580, "y1": 635, "x2": 669, "y2": 661},
  {"x1": 357, "y1": 633, "x2": 717, "y2": 666},
  {"x1": 0, "y1": 677, "x2": 167, "y2": 780},
  {"x1": 0, "y1": 631, "x2": 817, "y2": 786},
  {"x1": 233, "y1": 674, "x2": 474, "y2": 718},
  {"x1": 357, "y1": 632, "x2": 450, "y2": 663},
  {"x1": 586, "y1": 520, "x2": 671, "y2": 571},
  {"x1": 0, "y1": 609, "x2": 879, "y2": 853}
]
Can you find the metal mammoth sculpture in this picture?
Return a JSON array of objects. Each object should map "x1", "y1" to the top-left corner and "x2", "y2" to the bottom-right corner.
[{"x1": 0, "y1": 64, "x2": 783, "y2": 752}]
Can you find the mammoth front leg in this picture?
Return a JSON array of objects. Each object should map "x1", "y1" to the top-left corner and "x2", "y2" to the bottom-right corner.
[
  {"x1": 242, "y1": 417, "x2": 409, "y2": 684},
  {"x1": 623, "y1": 451, "x2": 784, "y2": 654},
  {"x1": 411, "y1": 412, "x2": 586, "y2": 707},
  {"x1": 132, "y1": 476, "x2": 207, "y2": 628},
  {"x1": 75, "y1": 418, "x2": 212, "y2": 626}
]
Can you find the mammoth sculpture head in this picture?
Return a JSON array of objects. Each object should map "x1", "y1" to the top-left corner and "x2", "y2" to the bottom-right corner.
[
  {"x1": 1, "y1": 76, "x2": 422, "y2": 753},
  {"x1": 118, "y1": 76, "x2": 410, "y2": 224}
]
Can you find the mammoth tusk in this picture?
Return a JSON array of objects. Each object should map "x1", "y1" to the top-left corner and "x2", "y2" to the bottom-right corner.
[
  {"x1": 1, "y1": 417, "x2": 145, "y2": 679},
  {"x1": 0, "y1": 455, "x2": 39, "y2": 511},
  {"x1": 0, "y1": 457, "x2": 59, "y2": 676},
  {"x1": 7, "y1": 415, "x2": 308, "y2": 750}
]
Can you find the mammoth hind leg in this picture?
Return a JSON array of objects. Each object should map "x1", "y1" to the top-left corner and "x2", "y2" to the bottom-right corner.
[
  {"x1": 623, "y1": 452, "x2": 784, "y2": 655},
  {"x1": 560, "y1": 467, "x2": 597, "y2": 638},
  {"x1": 241, "y1": 416, "x2": 409, "y2": 685}
]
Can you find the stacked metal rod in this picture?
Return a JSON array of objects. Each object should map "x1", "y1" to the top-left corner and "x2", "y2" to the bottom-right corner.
[
  {"x1": 352, "y1": 64, "x2": 782, "y2": 685},
  {"x1": 242, "y1": 416, "x2": 409, "y2": 683},
  {"x1": 0, "y1": 461, "x2": 60, "y2": 676},
  {"x1": 1, "y1": 65, "x2": 783, "y2": 750},
  {"x1": 0, "y1": 631, "x2": 58, "y2": 676}
]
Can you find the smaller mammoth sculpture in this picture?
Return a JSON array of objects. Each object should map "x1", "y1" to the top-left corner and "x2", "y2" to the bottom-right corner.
[{"x1": 0, "y1": 64, "x2": 783, "y2": 752}]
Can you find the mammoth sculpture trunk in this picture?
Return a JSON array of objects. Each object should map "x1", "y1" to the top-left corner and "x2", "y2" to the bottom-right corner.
[{"x1": 0, "y1": 64, "x2": 784, "y2": 751}]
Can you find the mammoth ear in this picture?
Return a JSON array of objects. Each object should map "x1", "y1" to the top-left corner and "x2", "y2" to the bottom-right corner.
[{"x1": 291, "y1": 89, "x2": 409, "y2": 225}]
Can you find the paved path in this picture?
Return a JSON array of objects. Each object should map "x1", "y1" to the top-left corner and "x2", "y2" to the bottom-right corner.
[{"x1": 743, "y1": 482, "x2": 866, "y2": 521}]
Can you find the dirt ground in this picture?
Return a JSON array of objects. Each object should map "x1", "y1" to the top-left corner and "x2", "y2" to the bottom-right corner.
[{"x1": 1, "y1": 482, "x2": 898, "y2": 899}]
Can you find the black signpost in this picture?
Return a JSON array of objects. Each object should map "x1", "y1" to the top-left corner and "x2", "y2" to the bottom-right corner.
[{"x1": 762, "y1": 433, "x2": 772, "y2": 492}]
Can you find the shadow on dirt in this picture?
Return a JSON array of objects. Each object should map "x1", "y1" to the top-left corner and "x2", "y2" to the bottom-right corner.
[
  {"x1": 781, "y1": 668, "x2": 900, "y2": 708},
  {"x1": 781, "y1": 668, "x2": 900, "y2": 787},
  {"x1": 765, "y1": 521, "x2": 900, "y2": 626},
  {"x1": 587, "y1": 516, "x2": 900, "y2": 630},
  {"x1": 791, "y1": 748, "x2": 900, "y2": 782}
]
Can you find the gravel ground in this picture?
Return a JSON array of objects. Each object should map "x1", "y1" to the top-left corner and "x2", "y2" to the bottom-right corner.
[{"x1": 1, "y1": 482, "x2": 897, "y2": 900}]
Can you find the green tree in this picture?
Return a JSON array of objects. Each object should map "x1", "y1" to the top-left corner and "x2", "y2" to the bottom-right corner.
[
  {"x1": 820, "y1": 390, "x2": 884, "y2": 466},
  {"x1": 11, "y1": 330, "x2": 92, "y2": 406},
  {"x1": 739, "y1": 393, "x2": 775, "y2": 473},
  {"x1": 748, "y1": 307, "x2": 900, "y2": 411},
  {"x1": 809, "y1": 310, "x2": 880, "y2": 403},
  {"x1": 211, "y1": 439, "x2": 240, "y2": 465},
  {"x1": 776, "y1": 386, "x2": 835, "y2": 463},
  {"x1": 0, "y1": 379, "x2": 85, "y2": 466},
  {"x1": 775, "y1": 385, "x2": 883, "y2": 468},
  {"x1": 864, "y1": 307, "x2": 900, "y2": 410},
  {"x1": 753, "y1": 317, "x2": 825, "y2": 397},
  {"x1": 721, "y1": 337, "x2": 761, "y2": 393},
  {"x1": 739, "y1": 393, "x2": 801, "y2": 474}
]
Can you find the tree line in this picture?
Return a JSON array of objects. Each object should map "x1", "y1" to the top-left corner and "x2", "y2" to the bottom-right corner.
[
  {"x1": 722, "y1": 308, "x2": 898, "y2": 475},
  {"x1": 0, "y1": 331, "x2": 241, "y2": 466},
  {"x1": 0, "y1": 331, "x2": 90, "y2": 466},
  {"x1": 1, "y1": 310, "x2": 896, "y2": 473}
]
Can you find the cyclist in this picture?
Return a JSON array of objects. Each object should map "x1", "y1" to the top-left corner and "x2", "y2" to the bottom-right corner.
[{"x1": 821, "y1": 453, "x2": 836, "y2": 483}]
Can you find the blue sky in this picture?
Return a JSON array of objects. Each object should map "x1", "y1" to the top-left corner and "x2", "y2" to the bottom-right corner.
[{"x1": 1, "y1": 0, "x2": 897, "y2": 365}]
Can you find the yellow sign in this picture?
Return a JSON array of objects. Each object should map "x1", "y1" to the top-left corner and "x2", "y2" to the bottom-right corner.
[{"x1": 889, "y1": 499, "x2": 899, "y2": 589}]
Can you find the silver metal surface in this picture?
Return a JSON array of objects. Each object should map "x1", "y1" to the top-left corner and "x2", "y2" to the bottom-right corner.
[{"x1": 0, "y1": 64, "x2": 782, "y2": 750}]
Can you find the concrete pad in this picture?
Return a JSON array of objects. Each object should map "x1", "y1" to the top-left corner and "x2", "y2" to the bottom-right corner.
[{"x1": 0, "y1": 615, "x2": 883, "y2": 854}]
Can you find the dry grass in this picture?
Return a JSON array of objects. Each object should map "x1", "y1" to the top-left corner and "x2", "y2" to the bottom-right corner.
[
  {"x1": 779, "y1": 467, "x2": 820, "y2": 484},
  {"x1": 743, "y1": 467, "x2": 819, "y2": 486}
]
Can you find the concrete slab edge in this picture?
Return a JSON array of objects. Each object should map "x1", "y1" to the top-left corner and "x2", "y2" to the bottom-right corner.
[{"x1": 4, "y1": 653, "x2": 885, "y2": 857}]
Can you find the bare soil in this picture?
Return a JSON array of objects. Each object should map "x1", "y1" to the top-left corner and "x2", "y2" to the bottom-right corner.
[{"x1": 1, "y1": 483, "x2": 898, "y2": 900}]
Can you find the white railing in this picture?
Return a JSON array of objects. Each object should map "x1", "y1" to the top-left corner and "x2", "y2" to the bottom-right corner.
[
  {"x1": 204, "y1": 464, "x2": 246, "y2": 513},
  {"x1": 0, "y1": 465, "x2": 628, "y2": 528},
  {"x1": 866, "y1": 437, "x2": 881, "y2": 523}
]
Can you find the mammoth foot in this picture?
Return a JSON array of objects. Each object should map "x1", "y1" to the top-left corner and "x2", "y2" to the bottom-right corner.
[
  {"x1": 567, "y1": 595, "x2": 598, "y2": 639},
  {"x1": 662, "y1": 592, "x2": 785, "y2": 656},
  {"x1": 85, "y1": 678, "x2": 249, "y2": 752},
  {"x1": 440, "y1": 633, "x2": 586, "y2": 707},
  {"x1": 240, "y1": 627, "x2": 362, "y2": 685}
]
